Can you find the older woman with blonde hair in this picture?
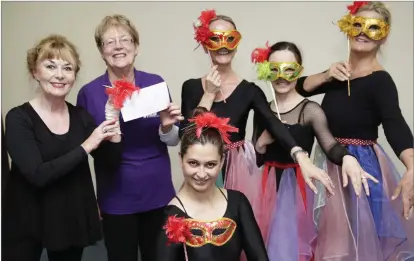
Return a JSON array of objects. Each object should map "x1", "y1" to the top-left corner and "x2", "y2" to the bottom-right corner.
[
  {"x1": 2, "y1": 34, "x2": 122, "y2": 261},
  {"x1": 76, "y1": 14, "x2": 183, "y2": 261},
  {"x1": 296, "y1": 2, "x2": 414, "y2": 260}
]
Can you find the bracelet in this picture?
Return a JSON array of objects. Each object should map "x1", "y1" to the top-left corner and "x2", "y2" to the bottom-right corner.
[{"x1": 292, "y1": 149, "x2": 309, "y2": 163}]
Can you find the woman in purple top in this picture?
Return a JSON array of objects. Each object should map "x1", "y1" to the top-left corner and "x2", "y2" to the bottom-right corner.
[{"x1": 76, "y1": 14, "x2": 183, "y2": 261}]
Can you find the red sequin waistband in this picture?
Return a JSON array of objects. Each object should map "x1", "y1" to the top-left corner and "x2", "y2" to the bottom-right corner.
[
  {"x1": 225, "y1": 140, "x2": 245, "y2": 150},
  {"x1": 335, "y1": 137, "x2": 377, "y2": 146}
]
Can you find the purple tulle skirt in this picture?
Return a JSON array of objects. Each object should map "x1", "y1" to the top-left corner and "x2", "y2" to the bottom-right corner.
[
  {"x1": 264, "y1": 167, "x2": 317, "y2": 261},
  {"x1": 313, "y1": 143, "x2": 414, "y2": 261},
  {"x1": 225, "y1": 142, "x2": 318, "y2": 261}
]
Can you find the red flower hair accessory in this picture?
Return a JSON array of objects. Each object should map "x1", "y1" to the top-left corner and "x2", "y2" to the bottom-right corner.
[
  {"x1": 347, "y1": 1, "x2": 368, "y2": 14},
  {"x1": 105, "y1": 77, "x2": 140, "y2": 110},
  {"x1": 163, "y1": 215, "x2": 191, "y2": 261},
  {"x1": 251, "y1": 41, "x2": 271, "y2": 64},
  {"x1": 193, "y1": 9, "x2": 217, "y2": 49},
  {"x1": 188, "y1": 111, "x2": 239, "y2": 144}
]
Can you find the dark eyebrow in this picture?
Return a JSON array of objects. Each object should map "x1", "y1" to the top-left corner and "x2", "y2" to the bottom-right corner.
[{"x1": 207, "y1": 160, "x2": 219, "y2": 164}]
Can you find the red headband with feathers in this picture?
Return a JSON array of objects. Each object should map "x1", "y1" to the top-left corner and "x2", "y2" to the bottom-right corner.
[
  {"x1": 188, "y1": 111, "x2": 239, "y2": 144},
  {"x1": 347, "y1": 1, "x2": 368, "y2": 14}
]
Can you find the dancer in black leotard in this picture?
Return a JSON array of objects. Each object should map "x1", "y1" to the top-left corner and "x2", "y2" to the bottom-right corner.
[
  {"x1": 250, "y1": 41, "x2": 376, "y2": 261},
  {"x1": 295, "y1": 2, "x2": 414, "y2": 260},
  {"x1": 156, "y1": 107, "x2": 268, "y2": 261}
]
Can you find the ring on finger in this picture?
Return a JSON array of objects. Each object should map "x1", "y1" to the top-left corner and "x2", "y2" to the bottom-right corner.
[{"x1": 102, "y1": 127, "x2": 107, "y2": 134}]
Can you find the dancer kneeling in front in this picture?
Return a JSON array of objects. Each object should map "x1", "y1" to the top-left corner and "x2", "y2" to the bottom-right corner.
[{"x1": 155, "y1": 107, "x2": 269, "y2": 261}]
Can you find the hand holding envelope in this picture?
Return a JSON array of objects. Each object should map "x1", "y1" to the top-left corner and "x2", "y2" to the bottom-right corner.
[{"x1": 160, "y1": 103, "x2": 184, "y2": 131}]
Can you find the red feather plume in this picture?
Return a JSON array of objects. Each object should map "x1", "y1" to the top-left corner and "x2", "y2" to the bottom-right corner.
[
  {"x1": 194, "y1": 26, "x2": 214, "y2": 45},
  {"x1": 251, "y1": 41, "x2": 271, "y2": 64},
  {"x1": 347, "y1": 1, "x2": 368, "y2": 14},
  {"x1": 188, "y1": 112, "x2": 239, "y2": 144},
  {"x1": 193, "y1": 9, "x2": 217, "y2": 46},
  {"x1": 163, "y1": 215, "x2": 191, "y2": 245},
  {"x1": 198, "y1": 9, "x2": 217, "y2": 26},
  {"x1": 105, "y1": 77, "x2": 140, "y2": 110}
]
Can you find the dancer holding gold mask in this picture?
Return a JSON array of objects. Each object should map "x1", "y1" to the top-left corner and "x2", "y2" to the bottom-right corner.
[{"x1": 296, "y1": 2, "x2": 414, "y2": 260}]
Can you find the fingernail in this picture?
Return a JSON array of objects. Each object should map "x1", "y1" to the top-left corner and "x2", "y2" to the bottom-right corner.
[{"x1": 391, "y1": 196, "x2": 395, "y2": 200}]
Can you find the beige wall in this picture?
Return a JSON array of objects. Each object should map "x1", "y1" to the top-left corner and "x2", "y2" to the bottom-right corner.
[{"x1": 2, "y1": 1, "x2": 413, "y2": 191}]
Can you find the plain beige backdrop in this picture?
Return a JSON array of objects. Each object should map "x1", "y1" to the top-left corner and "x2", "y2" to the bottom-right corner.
[{"x1": 2, "y1": 1, "x2": 413, "y2": 191}]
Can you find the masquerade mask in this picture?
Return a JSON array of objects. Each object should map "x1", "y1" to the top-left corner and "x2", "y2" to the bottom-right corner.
[
  {"x1": 269, "y1": 62, "x2": 303, "y2": 82},
  {"x1": 186, "y1": 218, "x2": 237, "y2": 247},
  {"x1": 250, "y1": 41, "x2": 290, "y2": 120},
  {"x1": 338, "y1": 14, "x2": 390, "y2": 41},
  {"x1": 204, "y1": 30, "x2": 242, "y2": 51}
]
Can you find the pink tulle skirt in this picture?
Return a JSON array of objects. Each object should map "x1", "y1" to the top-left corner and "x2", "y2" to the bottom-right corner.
[
  {"x1": 312, "y1": 143, "x2": 414, "y2": 261},
  {"x1": 223, "y1": 141, "x2": 264, "y2": 261},
  {"x1": 224, "y1": 141, "x2": 262, "y2": 209}
]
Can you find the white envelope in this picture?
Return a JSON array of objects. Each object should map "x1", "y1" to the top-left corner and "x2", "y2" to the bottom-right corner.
[{"x1": 121, "y1": 81, "x2": 170, "y2": 122}]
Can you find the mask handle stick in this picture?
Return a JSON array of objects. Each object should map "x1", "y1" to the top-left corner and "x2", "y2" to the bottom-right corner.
[
  {"x1": 266, "y1": 80, "x2": 281, "y2": 120},
  {"x1": 347, "y1": 38, "x2": 351, "y2": 96}
]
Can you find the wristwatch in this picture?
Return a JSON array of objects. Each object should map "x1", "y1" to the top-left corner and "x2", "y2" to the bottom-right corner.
[{"x1": 292, "y1": 149, "x2": 309, "y2": 163}]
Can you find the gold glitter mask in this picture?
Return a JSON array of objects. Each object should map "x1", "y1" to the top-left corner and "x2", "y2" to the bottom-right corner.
[
  {"x1": 205, "y1": 30, "x2": 242, "y2": 51},
  {"x1": 337, "y1": 14, "x2": 390, "y2": 40},
  {"x1": 185, "y1": 218, "x2": 237, "y2": 247},
  {"x1": 269, "y1": 62, "x2": 303, "y2": 82}
]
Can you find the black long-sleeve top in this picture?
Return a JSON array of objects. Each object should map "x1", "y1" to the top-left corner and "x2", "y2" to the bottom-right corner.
[
  {"x1": 295, "y1": 71, "x2": 413, "y2": 156},
  {"x1": 253, "y1": 99, "x2": 349, "y2": 168},
  {"x1": 179, "y1": 78, "x2": 298, "y2": 151},
  {"x1": 2, "y1": 102, "x2": 122, "y2": 250},
  {"x1": 154, "y1": 190, "x2": 269, "y2": 261}
]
